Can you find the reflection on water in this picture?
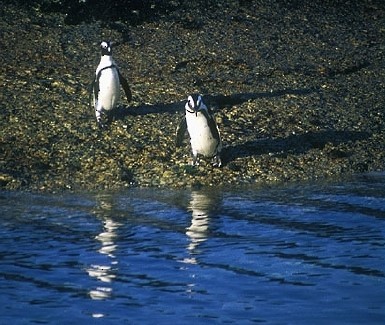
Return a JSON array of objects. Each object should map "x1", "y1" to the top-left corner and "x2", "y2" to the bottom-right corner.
[
  {"x1": 184, "y1": 191, "x2": 213, "y2": 264},
  {"x1": 86, "y1": 195, "x2": 121, "y2": 303},
  {"x1": 182, "y1": 190, "x2": 221, "y2": 295}
]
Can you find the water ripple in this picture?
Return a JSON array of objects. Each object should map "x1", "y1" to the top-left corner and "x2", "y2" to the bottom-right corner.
[{"x1": 1, "y1": 173, "x2": 384, "y2": 323}]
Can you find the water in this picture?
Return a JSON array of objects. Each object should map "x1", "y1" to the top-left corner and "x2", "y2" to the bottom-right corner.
[{"x1": 1, "y1": 173, "x2": 384, "y2": 324}]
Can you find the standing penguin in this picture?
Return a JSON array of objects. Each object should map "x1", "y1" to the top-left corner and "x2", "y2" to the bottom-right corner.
[
  {"x1": 90, "y1": 41, "x2": 132, "y2": 128},
  {"x1": 176, "y1": 94, "x2": 222, "y2": 167}
]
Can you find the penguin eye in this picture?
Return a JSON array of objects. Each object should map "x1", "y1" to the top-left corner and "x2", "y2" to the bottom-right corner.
[
  {"x1": 187, "y1": 99, "x2": 193, "y2": 109},
  {"x1": 187, "y1": 96, "x2": 194, "y2": 108}
]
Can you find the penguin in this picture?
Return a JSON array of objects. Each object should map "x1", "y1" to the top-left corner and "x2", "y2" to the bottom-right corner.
[
  {"x1": 176, "y1": 94, "x2": 222, "y2": 167},
  {"x1": 90, "y1": 41, "x2": 132, "y2": 128}
]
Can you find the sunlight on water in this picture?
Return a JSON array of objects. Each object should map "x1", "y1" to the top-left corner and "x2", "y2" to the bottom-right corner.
[{"x1": 0, "y1": 173, "x2": 384, "y2": 323}]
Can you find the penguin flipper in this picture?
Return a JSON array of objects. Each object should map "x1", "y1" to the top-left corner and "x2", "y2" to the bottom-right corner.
[
  {"x1": 175, "y1": 116, "x2": 187, "y2": 147},
  {"x1": 88, "y1": 78, "x2": 96, "y2": 111},
  {"x1": 117, "y1": 70, "x2": 132, "y2": 102},
  {"x1": 202, "y1": 109, "x2": 221, "y2": 143}
]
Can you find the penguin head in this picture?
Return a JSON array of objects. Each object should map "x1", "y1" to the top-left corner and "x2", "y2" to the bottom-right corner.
[
  {"x1": 100, "y1": 41, "x2": 113, "y2": 56},
  {"x1": 186, "y1": 94, "x2": 206, "y2": 116}
]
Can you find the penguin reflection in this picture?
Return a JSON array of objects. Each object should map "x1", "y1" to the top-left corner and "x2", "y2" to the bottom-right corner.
[
  {"x1": 86, "y1": 195, "x2": 122, "y2": 300},
  {"x1": 184, "y1": 190, "x2": 219, "y2": 264}
]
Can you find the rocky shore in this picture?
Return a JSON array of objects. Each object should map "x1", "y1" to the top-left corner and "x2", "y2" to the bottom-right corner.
[{"x1": 1, "y1": 0, "x2": 384, "y2": 192}]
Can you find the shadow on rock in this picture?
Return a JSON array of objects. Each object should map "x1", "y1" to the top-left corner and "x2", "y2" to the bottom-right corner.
[
  {"x1": 115, "y1": 87, "x2": 322, "y2": 117},
  {"x1": 204, "y1": 88, "x2": 321, "y2": 110},
  {"x1": 222, "y1": 131, "x2": 371, "y2": 165}
]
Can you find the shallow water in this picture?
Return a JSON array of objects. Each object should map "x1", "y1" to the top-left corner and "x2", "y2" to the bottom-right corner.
[{"x1": 1, "y1": 173, "x2": 384, "y2": 324}]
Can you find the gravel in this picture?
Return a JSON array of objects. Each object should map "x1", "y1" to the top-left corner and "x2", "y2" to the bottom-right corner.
[{"x1": 1, "y1": 0, "x2": 384, "y2": 192}]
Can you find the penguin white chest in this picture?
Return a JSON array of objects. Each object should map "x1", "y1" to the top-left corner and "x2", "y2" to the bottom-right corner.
[
  {"x1": 96, "y1": 67, "x2": 120, "y2": 112},
  {"x1": 186, "y1": 113, "x2": 219, "y2": 157}
]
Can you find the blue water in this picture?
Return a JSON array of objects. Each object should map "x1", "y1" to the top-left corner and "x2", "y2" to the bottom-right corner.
[{"x1": 1, "y1": 173, "x2": 384, "y2": 324}]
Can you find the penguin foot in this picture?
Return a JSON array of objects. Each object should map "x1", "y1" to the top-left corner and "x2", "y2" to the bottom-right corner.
[
  {"x1": 96, "y1": 116, "x2": 108, "y2": 129},
  {"x1": 97, "y1": 121, "x2": 107, "y2": 129},
  {"x1": 191, "y1": 155, "x2": 199, "y2": 166},
  {"x1": 96, "y1": 111, "x2": 112, "y2": 129},
  {"x1": 212, "y1": 155, "x2": 222, "y2": 168}
]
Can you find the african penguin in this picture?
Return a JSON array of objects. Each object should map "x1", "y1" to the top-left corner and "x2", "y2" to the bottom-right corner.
[
  {"x1": 90, "y1": 41, "x2": 132, "y2": 128},
  {"x1": 176, "y1": 94, "x2": 222, "y2": 167}
]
